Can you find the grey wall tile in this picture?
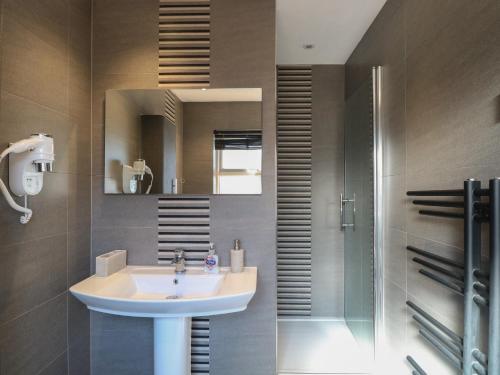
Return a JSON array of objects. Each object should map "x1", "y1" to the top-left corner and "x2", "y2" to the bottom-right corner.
[
  {"x1": 0, "y1": 172, "x2": 69, "y2": 247},
  {"x1": 0, "y1": 293, "x2": 68, "y2": 375},
  {"x1": 69, "y1": 294, "x2": 90, "y2": 347},
  {"x1": 0, "y1": 92, "x2": 74, "y2": 174},
  {"x1": 210, "y1": 28, "x2": 277, "y2": 361},
  {"x1": 1, "y1": 0, "x2": 69, "y2": 113},
  {"x1": 91, "y1": 227, "x2": 158, "y2": 269},
  {"x1": 0, "y1": 0, "x2": 92, "y2": 373},
  {"x1": 91, "y1": 312, "x2": 153, "y2": 375},
  {"x1": 39, "y1": 352, "x2": 68, "y2": 375},
  {"x1": 69, "y1": 337, "x2": 90, "y2": 375},
  {"x1": 92, "y1": 175, "x2": 157, "y2": 229},
  {"x1": 92, "y1": 0, "x2": 158, "y2": 76},
  {"x1": 0, "y1": 234, "x2": 67, "y2": 324},
  {"x1": 384, "y1": 228, "x2": 406, "y2": 289},
  {"x1": 69, "y1": 229, "x2": 91, "y2": 286}
]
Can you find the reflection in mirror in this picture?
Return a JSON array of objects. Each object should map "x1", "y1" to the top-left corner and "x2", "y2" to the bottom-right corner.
[{"x1": 104, "y1": 88, "x2": 262, "y2": 195}]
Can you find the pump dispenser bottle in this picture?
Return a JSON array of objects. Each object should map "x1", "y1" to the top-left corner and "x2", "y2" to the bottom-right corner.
[
  {"x1": 204, "y1": 242, "x2": 219, "y2": 273},
  {"x1": 230, "y1": 239, "x2": 245, "y2": 273}
]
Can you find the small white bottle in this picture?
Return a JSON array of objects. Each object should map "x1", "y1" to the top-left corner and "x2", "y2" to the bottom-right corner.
[
  {"x1": 230, "y1": 239, "x2": 245, "y2": 273},
  {"x1": 204, "y1": 242, "x2": 219, "y2": 273}
]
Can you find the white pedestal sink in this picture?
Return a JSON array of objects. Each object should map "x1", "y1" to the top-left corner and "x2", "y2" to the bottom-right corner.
[{"x1": 70, "y1": 266, "x2": 257, "y2": 375}]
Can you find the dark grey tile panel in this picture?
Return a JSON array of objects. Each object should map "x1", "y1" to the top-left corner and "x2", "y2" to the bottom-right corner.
[
  {"x1": 0, "y1": 91, "x2": 75, "y2": 174},
  {"x1": 69, "y1": 336, "x2": 90, "y2": 375},
  {"x1": 91, "y1": 175, "x2": 157, "y2": 229},
  {"x1": 0, "y1": 171, "x2": 69, "y2": 248},
  {"x1": 91, "y1": 227, "x2": 157, "y2": 269},
  {"x1": 0, "y1": 293, "x2": 67, "y2": 375},
  {"x1": 0, "y1": 234, "x2": 67, "y2": 324},
  {"x1": 39, "y1": 351, "x2": 68, "y2": 375},
  {"x1": 91, "y1": 312, "x2": 153, "y2": 375},
  {"x1": 1, "y1": 0, "x2": 69, "y2": 113},
  {"x1": 68, "y1": 229, "x2": 91, "y2": 286},
  {"x1": 92, "y1": 0, "x2": 158, "y2": 76},
  {"x1": 69, "y1": 294, "x2": 90, "y2": 347}
]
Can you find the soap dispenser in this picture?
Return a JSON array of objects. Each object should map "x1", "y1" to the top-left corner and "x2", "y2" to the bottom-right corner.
[
  {"x1": 230, "y1": 239, "x2": 245, "y2": 273},
  {"x1": 204, "y1": 242, "x2": 219, "y2": 273}
]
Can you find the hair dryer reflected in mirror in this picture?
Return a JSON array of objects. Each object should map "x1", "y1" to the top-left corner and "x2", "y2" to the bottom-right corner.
[{"x1": 122, "y1": 159, "x2": 154, "y2": 194}]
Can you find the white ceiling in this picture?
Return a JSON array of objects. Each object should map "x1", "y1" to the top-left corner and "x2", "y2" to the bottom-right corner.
[
  {"x1": 277, "y1": 0, "x2": 387, "y2": 65},
  {"x1": 171, "y1": 88, "x2": 262, "y2": 102}
]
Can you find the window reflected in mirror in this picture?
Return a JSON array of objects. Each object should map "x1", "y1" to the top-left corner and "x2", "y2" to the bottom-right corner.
[{"x1": 213, "y1": 130, "x2": 262, "y2": 194}]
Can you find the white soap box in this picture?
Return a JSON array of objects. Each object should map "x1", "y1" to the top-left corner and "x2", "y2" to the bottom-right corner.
[{"x1": 95, "y1": 250, "x2": 127, "y2": 277}]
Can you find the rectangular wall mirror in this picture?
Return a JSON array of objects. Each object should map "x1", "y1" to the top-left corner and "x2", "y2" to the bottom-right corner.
[{"x1": 104, "y1": 88, "x2": 263, "y2": 195}]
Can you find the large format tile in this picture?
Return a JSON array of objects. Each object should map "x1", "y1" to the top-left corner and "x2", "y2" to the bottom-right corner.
[
  {"x1": 384, "y1": 228, "x2": 406, "y2": 288},
  {"x1": 0, "y1": 234, "x2": 67, "y2": 324},
  {"x1": 345, "y1": 0, "x2": 404, "y2": 97},
  {"x1": 92, "y1": 0, "x2": 158, "y2": 76},
  {"x1": 1, "y1": 0, "x2": 68, "y2": 114},
  {"x1": 68, "y1": 228, "x2": 91, "y2": 286},
  {"x1": 0, "y1": 91, "x2": 75, "y2": 174},
  {"x1": 0, "y1": 172, "x2": 69, "y2": 247},
  {"x1": 91, "y1": 175, "x2": 157, "y2": 229},
  {"x1": 0, "y1": 293, "x2": 67, "y2": 375},
  {"x1": 39, "y1": 351, "x2": 68, "y2": 375},
  {"x1": 68, "y1": 173, "x2": 91, "y2": 232},
  {"x1": 91, "y1": 312, "x2": 153, "y2": 375},
  {"x1": 91, "y1": 227, "x2": 158, "y2": 269},
  {"x1": 69, "y1": 293, "x2": 89, "y2": 347},
  {"x1": 69, "y1": 335, "x2": 90, "y2": 375}
]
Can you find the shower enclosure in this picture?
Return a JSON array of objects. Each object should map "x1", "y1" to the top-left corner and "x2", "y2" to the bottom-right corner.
[
  {"x1": 277, "y1": 67, "x2": 382, "y2": 374},
  {"x1": 343, "y1": 67, "x2": 383, "y2": 359}
]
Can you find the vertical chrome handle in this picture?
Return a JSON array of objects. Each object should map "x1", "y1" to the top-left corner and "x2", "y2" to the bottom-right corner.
[
  {"x1": 340, "y1": 193, "x2": 344, "y2": 229},
  {"x1": 340, "y1": 193, "x2": 355, "y2": 230}
]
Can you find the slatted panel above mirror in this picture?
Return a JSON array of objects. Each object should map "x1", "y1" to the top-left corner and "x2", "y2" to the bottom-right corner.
[
  {"x1": 277, "y1": 65, "x2": 312, "y2": 317},
  {"x1": 159, "y1": 0, "x2": 210, "y2": 88}
]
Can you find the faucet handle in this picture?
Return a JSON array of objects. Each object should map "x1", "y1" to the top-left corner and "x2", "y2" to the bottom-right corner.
[{"x1": 172, "y1": 249, "x2": 185, "y2": 262}]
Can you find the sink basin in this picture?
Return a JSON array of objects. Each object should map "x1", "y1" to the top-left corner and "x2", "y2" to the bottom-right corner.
[
  {"x1": 70, "y1": 266, "x2": 256, "y2": 318},
  {"x1": 70, "y1": 266, "x2": 257, "y2": 375}
]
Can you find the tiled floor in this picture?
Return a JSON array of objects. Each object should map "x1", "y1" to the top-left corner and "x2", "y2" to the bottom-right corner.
[{"x1": 278, "y1": 319, "x2": 372, "y2": 374}]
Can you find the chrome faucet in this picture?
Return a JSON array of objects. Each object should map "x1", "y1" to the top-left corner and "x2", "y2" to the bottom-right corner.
[{"x1": 171, "y1": 249, "x2": 186, "y2": 273}]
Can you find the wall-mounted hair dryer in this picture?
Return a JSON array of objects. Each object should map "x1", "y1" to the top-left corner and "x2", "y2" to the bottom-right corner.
[
  {"x1": 0, "y1": 133, "x2": 55, "y2": 224},
  {"x1": 122, "y1": 159, "x2": 153, "y2": 194}
]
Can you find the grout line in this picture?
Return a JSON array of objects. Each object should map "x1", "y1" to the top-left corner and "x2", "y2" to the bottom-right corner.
[
  {"x1": 0, "y1": 291, "x2": 67, "y2": 330},
  {"x1": 35, "y1": 349, "x2": 68, "y2": 375},
  {"x1": 0, "y1": 231, "x2": 71, "y2": 252}
]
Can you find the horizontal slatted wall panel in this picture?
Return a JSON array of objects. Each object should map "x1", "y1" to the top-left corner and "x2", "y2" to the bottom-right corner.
[
  {"x1": 159, "y1": 0, "x2": 210, "y2": 88},
  {"x1": 277, "y1": 65, "x2": 312, "y2": 317},
  {"x1": 164, "y1": 89, "x2": 177, "y2": 123},
  {"x1": 158, "y1": 196, "x2": 210, "y2": 374}
]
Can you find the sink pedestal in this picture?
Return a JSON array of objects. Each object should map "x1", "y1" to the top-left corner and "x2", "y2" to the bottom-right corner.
[{"x1": 154, "y1": 317, "x2": 192, "y2": 375}]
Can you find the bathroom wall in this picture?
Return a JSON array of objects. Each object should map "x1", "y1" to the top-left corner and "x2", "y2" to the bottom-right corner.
[
  {"x1": 182, "y1": 101, "x2": 262, "y2": 194},
  {"x1": 91, "y1": 0, "x2": 159, "y2": 373},
  {"x1": 310, "y1": 65, "x2": 345, "y2": 318},
  {"x1": 209, "y1": 0, "x2": 277, "y2": 372},
  {"x1": 346, "y1": 0, "x2": 500, "y2": 372},
  {"x1": 90, "y1": 0, "x2": 277, "y2": 374},
  {"x1": 0, "y1": 0, "x2": 92, "y2": 373}
]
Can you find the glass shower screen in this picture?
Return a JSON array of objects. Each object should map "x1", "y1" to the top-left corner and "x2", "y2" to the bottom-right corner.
[{"x1": 343, "y1": 67, "x2": 382, "y2": 362}]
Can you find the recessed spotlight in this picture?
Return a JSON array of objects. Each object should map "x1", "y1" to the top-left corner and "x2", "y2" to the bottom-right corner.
[
  {"x1": 303, "y1": 44, "x2": 315, "y2": 50},
  {"x1": 201, "y1": 88, "x2": 207, "y2": 91}
]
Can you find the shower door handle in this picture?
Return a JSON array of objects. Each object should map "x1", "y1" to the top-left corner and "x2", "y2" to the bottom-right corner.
[{"x1": 340, "y1": 193, "x2": 355, "y2": 230}]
